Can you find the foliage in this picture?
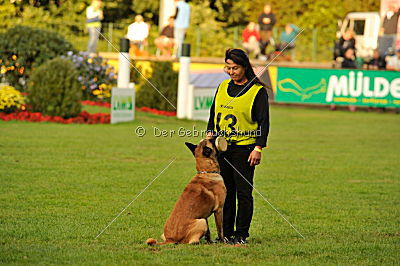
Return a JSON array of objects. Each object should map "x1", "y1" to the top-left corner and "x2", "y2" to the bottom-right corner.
[
  {"x1": 187, "y1": 0, "x2": 234, "y2": 57},
  {"x1": 136, "y1": 61, "x2": 178, "y2": 111},
  {"x1": 27, "y1": 58, "x2": 82, "y2": 118},
  {"x1": 0, "y1": 26, "x2": 76, "y2": 90},
  {"x1": 0, "y1": 84, "x2": 25, "y2": 113},
  {"x1": 63, "y1": 52, "x2": 117, "y2": 101}
]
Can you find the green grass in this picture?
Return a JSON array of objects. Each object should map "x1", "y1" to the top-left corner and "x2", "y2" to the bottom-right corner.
[{"x1": 0, "y1": 106, "x2": 399, "y2": 265}]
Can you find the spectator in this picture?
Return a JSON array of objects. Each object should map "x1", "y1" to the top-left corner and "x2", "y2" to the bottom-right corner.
[
  {"x1": 333, "y1": 30, "x2": 356, "y2": 60},
  {"x1": 386, "y1": 48, "x2": 400, "y2": 71},
  {"x1": 127, "y1": 15, "x2": 149, "y2": 55},
  {"x1": 341, "y1": 48, "x2": 357, "y2": 69},
  {"x1": 276, "y1": 24, "x2": 300, "y2": 51},
  {"x1": 155, "y1": 17, "x2": 175, "y2": 57},
  {"x1": 257, "y1": 4, "x2": 276, "y2": 56},
  {"x1": 242, "y1": 22, "x2": 261, "y2": 58},
  {"x1": 366, "y1": 49, "x2": 387, "y2": 70},
  {"x1": 86, "y1": 0, "x2": 103, "y2": 54},
  {"x1": 174, "y1": 0, "x2": 191, "y2": 57},
  {"x1": 379, "y1": 4, "x2": 400, "y2": 55}
]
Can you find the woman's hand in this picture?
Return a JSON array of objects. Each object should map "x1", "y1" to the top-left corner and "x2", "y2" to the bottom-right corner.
[
  {"x1": 248, "y1": 147, "x2": 262, "y2": 166},
  {"x1": 206, "y1": 131, "x2": 214, "y2": 140}
]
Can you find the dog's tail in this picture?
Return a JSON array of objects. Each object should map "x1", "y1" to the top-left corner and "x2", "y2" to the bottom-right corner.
[
  {"x1": 146, "y1": 238, "x2": 158, "y2": 246},
  {"x1": 146, "y1": 238, "x2": 173, "y2": 246}
]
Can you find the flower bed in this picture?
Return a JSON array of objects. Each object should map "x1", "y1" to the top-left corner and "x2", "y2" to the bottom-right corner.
[
  {"x1": 138, "y1": 106, "x2": 176, "y2": 117},
  {"x1": 0, "y1": 111, "x2": 110, "y2": 124},
  {"x1": 81, "y1": 100, "x2": 111, "y2": 108}
]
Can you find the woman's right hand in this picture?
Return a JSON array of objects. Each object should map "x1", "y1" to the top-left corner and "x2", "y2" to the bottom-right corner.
[{"x1": 206, "y1": 131, "x2": 214, "y2": 140}]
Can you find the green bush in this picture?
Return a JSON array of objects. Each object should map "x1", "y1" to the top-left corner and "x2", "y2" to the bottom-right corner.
[
  {"x1": 135, "y1": 61, "x2": 178, "y2": 112},
  {"x1": 0, "y1": 26, "x2": 76, "y2": 91},
  {"x1": 28, "y1": 58, "x2": 82, "y2": 118}
]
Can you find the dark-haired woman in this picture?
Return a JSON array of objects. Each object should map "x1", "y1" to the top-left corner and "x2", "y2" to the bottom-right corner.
[{"x1": 206, "y1": 48, "x2": 270, "y2": 245}]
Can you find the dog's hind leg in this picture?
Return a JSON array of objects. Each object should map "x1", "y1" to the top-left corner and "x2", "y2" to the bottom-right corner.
[
  {"x1": 185, "y1": 219, "x2": 208, "y2": 244},
  {"x1": 204, "y1": 219, "x2": 212, "y2": 243}
]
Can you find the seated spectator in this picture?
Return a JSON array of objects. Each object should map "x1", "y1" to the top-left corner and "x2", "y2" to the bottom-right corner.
[
  {"x1": 366, "y1": 49, "x2": 387, "y2": 70},
  {"x1": 155, "y1": 16, "x2": 175, "y2": 57},
  {"x1": 386, "y1": 48, "x2": 400, "y2": 71},
  {"x1": 341, "y1": 48, "x2": 357, "y2": 69},
  {"x1": 276, "y1": 24, "x2": 300, "y2": 51},
  {"x1": 242, "y1": 22, "x2": 261, "y2": 58},
  {"x1": 127, "y1": 15, "x2": 149, "y2": 56},
  {"x1": 333, "y1": 30, "x2": 356, "y2": 60}
]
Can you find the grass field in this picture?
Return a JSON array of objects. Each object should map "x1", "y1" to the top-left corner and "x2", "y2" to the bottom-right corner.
[{"x1": 0, "y1": 106, "x2": 399, "y2": 264}]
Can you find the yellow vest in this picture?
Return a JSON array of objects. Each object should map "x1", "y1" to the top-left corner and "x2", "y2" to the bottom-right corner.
[{"x1": 214, "y1": 79, "x2": 263, "y2": 145}]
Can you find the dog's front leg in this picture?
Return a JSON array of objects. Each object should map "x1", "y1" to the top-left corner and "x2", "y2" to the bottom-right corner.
[{"x1": 214, "y1": 208, "x2": 225, "y2": 242}]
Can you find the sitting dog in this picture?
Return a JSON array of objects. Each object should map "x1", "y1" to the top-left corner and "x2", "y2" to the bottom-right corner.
[{"x1": 146, "y1": 137, "x2": 227, "y2": 245}]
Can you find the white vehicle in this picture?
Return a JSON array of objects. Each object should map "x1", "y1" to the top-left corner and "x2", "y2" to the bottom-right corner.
[
  {"x1": 338, "y1": 12, "x2": 381, "y2": 59},
  {"x1": 338, "y1": 0, "x2": 400, "y2": 60}
]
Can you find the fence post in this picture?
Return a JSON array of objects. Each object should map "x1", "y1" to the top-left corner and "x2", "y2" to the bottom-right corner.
[
  {"x1": 108, "y1": 23, "x2": 113, "y2": 52},
  {"x1": 312, "y1": 28, "x2": 318, "y2": 62},
  {"x1": 196, "y1": 27, "x2": 201, "y2": 57}
]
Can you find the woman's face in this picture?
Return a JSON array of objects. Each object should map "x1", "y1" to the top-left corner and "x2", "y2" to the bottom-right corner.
[{"x1": 224, "y1": 59, "x2": 247, "y2": 83}]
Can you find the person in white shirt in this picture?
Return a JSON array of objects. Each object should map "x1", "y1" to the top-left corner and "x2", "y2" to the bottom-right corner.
[
  {"x1": 86, "y1": 0, "x2": 103, "y2": 54},
  {"x1": 386, "y1": 48, "x2": 400, "y2": 71},
  {"x1": 173, "y1": 0, "x2": 190, "y2": 57},
  {"x1": 127, "y1": 15, "x2": 150, "y2": 54}
]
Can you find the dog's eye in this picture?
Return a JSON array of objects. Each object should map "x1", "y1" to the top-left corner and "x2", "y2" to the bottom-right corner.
[{"x1": 202, "y1": 146, "x2": 213, "y2": 157}]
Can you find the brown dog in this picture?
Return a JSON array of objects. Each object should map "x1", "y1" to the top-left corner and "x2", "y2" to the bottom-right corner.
[{"x1": 146, "y1": 138, "x2": 227, "y2": 245}]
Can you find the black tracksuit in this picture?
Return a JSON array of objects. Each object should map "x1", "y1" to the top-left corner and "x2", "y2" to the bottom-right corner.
[{"x1": 207, "y1": 80, "x2": 270, "y2": 238}]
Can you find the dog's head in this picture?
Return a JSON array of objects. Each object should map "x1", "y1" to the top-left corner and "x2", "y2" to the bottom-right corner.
[{"x1": 185, "y1": 136, "x2": 227, "y2": 159}]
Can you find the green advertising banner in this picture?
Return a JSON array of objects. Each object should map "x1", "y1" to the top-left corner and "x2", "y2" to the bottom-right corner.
[{"x1": 274, "y1": 67, "x2": 400, "y2": 107}]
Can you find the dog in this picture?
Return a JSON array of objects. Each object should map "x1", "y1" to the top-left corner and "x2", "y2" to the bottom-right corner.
[{"x1": 146, "y1": 137, "x2": 227, "y2": 245}]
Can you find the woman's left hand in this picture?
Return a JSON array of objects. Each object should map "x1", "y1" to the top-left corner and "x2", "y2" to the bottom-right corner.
[{"x1": 248, "y1": 149, "x2": 262, "y2": 166}]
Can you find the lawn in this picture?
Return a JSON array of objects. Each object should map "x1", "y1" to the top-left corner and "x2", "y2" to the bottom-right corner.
[{"x1": 0, "y1": 106, "x2": 399, "y2": 265}]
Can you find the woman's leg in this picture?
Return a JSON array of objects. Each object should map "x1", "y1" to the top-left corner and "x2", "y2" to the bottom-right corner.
[
  {"x1": 231, "y1": 146, "x2": 255, "y2": 238},
  {"x1": 218, "y1": 150, "x2": 236, "y2": 239}
]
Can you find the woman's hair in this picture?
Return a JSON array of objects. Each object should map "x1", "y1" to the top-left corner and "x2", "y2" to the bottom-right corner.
[{"x1": 224, "y1": 48, "x2": 265, "y2": 86}]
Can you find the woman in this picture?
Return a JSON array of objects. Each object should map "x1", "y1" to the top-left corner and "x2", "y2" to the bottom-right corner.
[{"x1": 206, "y1": 48, "x2": 270, "y2": 245}]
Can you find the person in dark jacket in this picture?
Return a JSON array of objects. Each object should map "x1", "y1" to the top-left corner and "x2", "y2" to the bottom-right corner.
[
  {"x1": 333, "y1": 30, "x2": 356, "y2": 60},
  {"x1": 206, "y1": 48, "x2": 269, "y2": 245},
  {"x1": 341, "y1": 48, "x2": 357, "y2": 69},
  {"x1": 366, "y1": 49, "x2": 387, "y2": 70},
  {"x1": 257, "y1": 4, "x2": 276, "y2": 56}
]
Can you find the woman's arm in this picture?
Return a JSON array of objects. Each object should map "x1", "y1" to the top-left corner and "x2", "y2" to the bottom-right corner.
[{"x1": 248, "y1": 87, "x2": 269, "y2": 166}]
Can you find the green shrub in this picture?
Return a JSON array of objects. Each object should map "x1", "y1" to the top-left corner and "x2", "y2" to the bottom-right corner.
[
  {"x1": 0, "y1": 26, "x2": 76, "y2": 91},
  {"x1": 28, "y1": 58, "x2": 82, "y2": 118},
  {"x1": 135, "y1": 61, "x2": 178, "y2": 112}
]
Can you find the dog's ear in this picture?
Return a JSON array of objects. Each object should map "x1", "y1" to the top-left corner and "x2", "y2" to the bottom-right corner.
[
  {"x1": 202, "y1": 146, "x2": 212, "y2": 157},
  {"x1": 185, "y1": 142, "x2": 197, "y2": 156}
]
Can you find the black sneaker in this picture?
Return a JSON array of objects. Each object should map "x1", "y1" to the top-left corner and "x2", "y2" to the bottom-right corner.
[
  {"x1": 214, "y1": 236, "x2": 233, "y2": 244},
  {"x1": 232, "y1": 236, "x2": 248, "y2": 245}
]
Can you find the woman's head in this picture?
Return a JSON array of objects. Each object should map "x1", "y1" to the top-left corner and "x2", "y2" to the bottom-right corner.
[{"x1": 224, "y1": 48, "x2": 264, "y2": 86}]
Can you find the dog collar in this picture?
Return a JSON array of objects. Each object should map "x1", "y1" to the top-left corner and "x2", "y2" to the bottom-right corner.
[{"x1": 197, "y1": 171, "x2": 221, "y2": 174}]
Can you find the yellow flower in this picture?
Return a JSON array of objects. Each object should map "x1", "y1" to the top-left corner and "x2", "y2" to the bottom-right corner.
[
  {"x1": 0, "y1": 85, "x2": 25, "y2": 111},
  {"x1": 12, "y1": 55, "x2": 17, "y2": 60}
]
